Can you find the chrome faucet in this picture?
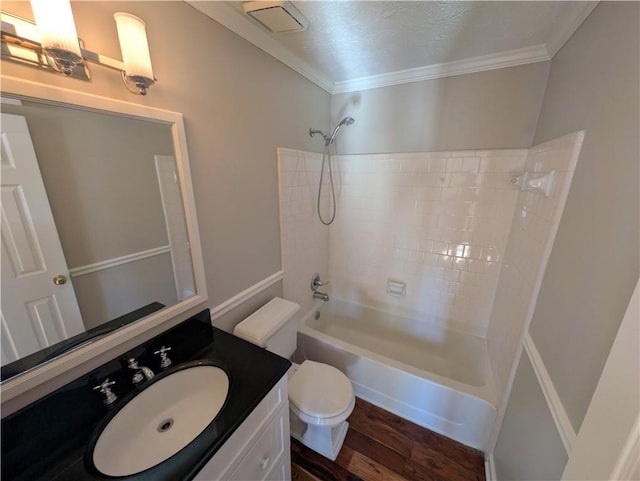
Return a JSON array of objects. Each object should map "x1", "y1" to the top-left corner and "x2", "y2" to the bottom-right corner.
[
  {"x1": 311, "y1": 273, "x2": 330, "y2": 301},
  {"x1": 127, "y1": 358, "x2": 155, "y2": 385},
  {"x1": 311, "y1": 272, "x2": 329, "y2": 292},
  {"x1": 313, "y1": 291, "x2": 330, "y2": 302},
  {"x1": 93, "y1": 378, "x2": 118, "y2": 406},
  {"x1": 154, "y1": 346, "x2": 172, "y2": 369}
]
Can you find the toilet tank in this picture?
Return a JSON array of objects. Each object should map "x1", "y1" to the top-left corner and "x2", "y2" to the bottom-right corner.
[{"x1": 233, "y1": 297, "x2": 301, "y2": 358}]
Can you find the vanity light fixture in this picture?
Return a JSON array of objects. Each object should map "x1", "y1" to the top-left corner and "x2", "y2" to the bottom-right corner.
[
  {"x1": 113, "y1": 12, "x2": 155, "y2": 95},
  {"x1": 30, "y1": 0, "x2": 82, "y2": 76},
  {"x1": 0, "y1": 0, "x2": 156, "y2": 95}
]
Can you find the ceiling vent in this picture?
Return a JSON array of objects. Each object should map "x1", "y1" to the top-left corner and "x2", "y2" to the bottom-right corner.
[{"x1": 242, "y1": 1, "x2": 309, "y2": 33}]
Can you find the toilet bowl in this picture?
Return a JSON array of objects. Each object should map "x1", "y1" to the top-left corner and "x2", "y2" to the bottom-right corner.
[
  {"x1": 233, "y1": 298, "x2": 355, "y2": 460},
  {"x1": 288, "y1": 360, "x2": 355, "y2": 460}
]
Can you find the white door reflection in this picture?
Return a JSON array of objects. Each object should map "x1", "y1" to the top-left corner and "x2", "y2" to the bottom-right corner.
[{"x1": 1, "y1": 113, "x2": 84, "y2": 364}]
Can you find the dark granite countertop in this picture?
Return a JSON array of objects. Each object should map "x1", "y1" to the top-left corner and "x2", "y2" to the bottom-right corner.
[{"x1": 1, "y1": 310, "x2": 291, "y2": 481}]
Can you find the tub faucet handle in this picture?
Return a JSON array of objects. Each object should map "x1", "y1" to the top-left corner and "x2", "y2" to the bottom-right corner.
[{"x1": 311, "y1": 273, "x2": 329, "y2": 291}]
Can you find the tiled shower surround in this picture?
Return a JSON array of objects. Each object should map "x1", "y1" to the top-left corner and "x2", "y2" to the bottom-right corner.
[
  {"x1": 278, "y1": 147, "x2": 528, "y2": 336},
  {"x1": 487, "y1": 131, "x2": 584, "y2": 400},
  {"x1": 278, "y1": 132, "x2": 583, "y2": 407}
]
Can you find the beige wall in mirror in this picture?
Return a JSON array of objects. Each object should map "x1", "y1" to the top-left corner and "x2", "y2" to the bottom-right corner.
[
  {"x1": 2, "y1": 97, "x2": 195, "y2": 364},
  {"x1": 0, "y1": 76, "x2": 208, "y2": 412}
]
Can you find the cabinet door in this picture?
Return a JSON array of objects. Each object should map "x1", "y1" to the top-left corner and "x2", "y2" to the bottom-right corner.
[
  {"x1": 229, "y1": 404, "x2": 289, "y2": 481},
  {"x1": 265, "y1": 456, "x2": 291, "y2": 481},
  {"x1": 194, "y1": 377, "x2": 288, "y2": 481}
]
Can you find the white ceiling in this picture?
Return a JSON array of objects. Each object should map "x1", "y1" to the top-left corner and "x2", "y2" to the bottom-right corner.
[{"x1": 187, "y1": 1, "x2": 598, "y2": 94}]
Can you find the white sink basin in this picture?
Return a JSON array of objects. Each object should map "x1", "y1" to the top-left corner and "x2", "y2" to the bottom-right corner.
[{"x1": 92, "y1": 363, "x2": 229, "y2": 477}]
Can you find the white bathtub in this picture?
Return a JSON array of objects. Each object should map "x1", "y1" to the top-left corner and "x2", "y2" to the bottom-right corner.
[{"x1": 296, "y1": 299, "x2": 496, "y2": 451}]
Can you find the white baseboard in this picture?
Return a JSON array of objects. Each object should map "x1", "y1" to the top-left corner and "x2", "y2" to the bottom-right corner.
[
  {"x1": 209, "y1": 270, "x2": 284, "y2": 321},
  {"x1": 611, "y1": 416, "x2": 640, "y2": 480},
  {"x1": 485, "y1": 453, "x2": 497, "y2": 481}
]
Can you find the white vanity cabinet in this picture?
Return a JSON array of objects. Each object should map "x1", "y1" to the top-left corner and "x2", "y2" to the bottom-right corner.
[{"x1": 194, "y1": 376, "x2": 291, "y2": 481}]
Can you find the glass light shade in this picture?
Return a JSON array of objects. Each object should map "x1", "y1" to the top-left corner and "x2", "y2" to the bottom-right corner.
[
  {"x1": 113, "y1": 13, "x2": 154, "y2": 82},
  {"x1": 30, "y1": 0, "x2": 81, "y2": 58}
]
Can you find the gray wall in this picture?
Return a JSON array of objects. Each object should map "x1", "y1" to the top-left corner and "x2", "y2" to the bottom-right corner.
[
  {"x1": 74, "y1": 254, "x2": 178, "y2": 330},
  {"x1": 3, "y1": 101, "x2": 173, "y2": 266},
  {"x1": 529, "y1": 1, "x2": 639, "y2": 432},
  {"x1": 494, "y1": 353, "x2": 568, "y2": 480},
  {"x1": 495, "y1": 2, "x2": 639, "y2": 479},
  {"x1": 1, "y1": 1, "x2": 331, "y2": 318},
  {"x1": 330, "y1": 62, "x2": 550, "y2": 154}
]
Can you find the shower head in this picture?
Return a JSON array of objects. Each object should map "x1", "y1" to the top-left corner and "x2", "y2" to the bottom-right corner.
[{"x1": 328, "y1": 117, "x2": 355, "y2": 145}]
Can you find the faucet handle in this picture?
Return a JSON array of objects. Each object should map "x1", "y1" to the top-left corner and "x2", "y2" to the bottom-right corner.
[
  {"x1": 154, "y1": 346, "x2": 172, "y2": 369},
  {"x1": 311, "y1": 273, "x2": 329, "y2": 291},
  {"x1": 93, "y1": 379, "x2": 117, "y2": 405}
]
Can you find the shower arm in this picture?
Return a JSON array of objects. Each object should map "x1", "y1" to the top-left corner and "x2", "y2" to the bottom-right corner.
[{"x1": 309, "y1": 128, "x2": 330, "y2": 145}]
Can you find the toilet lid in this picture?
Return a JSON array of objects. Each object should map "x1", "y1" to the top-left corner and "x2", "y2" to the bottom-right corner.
[{"x1": 289, "y1": 360, "x2": 354, "y2": 419}]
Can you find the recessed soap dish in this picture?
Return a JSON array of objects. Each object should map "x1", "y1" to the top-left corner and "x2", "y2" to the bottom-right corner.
[{"x1": 387, "y1": 278, "x2": 406, "y2": 297}]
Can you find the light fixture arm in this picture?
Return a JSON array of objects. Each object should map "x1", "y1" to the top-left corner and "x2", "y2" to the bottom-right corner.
[{"x1": 121, "y1": 70, "x2": 156, "y2": 96}]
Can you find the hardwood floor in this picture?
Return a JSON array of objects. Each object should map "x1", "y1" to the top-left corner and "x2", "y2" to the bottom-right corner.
[{"x1": 291, "y1": 398, "x2": 486, "y2": 481}]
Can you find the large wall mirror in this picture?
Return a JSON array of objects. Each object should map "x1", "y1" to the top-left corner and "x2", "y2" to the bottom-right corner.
[{"x1": 0, "y1": 76, "x2": 207, "y2": 402}]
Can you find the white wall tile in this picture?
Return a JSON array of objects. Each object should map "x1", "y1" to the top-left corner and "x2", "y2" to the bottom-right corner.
[
  {"x1": 278, "y1": 149, "x2": 330, "y2": 315},
  {"x1": 307, "y1": 149, "x2": 526, "y2": 336},
  {"x1": 486, "y1": 132, "x2": 584, "y2": 404},
  {"x1": 279, "y1": 138, "x2": 579, "y2": 355}
]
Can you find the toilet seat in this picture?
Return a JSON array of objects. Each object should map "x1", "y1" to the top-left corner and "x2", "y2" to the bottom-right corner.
[{"x1": 288, "y1": 360, "x2": 354, "y2": 426}]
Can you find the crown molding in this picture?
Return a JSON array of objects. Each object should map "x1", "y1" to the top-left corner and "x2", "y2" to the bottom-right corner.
[
  {"x1": 189, "y1": 1, "x2": 598, "y2": 95},
  {"x1": 186, "y1": 1, "x2": 334, "y2": 94},
  {"x1": 545, "y1": 2, "x2": 599, "y2": 57},
  {"x1": 332, "y1": 44, "x2": 551, "y2": 94}
]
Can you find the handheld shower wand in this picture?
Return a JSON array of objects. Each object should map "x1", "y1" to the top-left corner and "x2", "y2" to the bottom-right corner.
[
  {"x1": 327, "y1": 117, "x2": 355, "y2": 145},
  {"x1": 308, "y1": 117, "x2": 355, "y2": 225},
  {"x1": 309, "y1": 117, "x2": 355, "y2": 146}
]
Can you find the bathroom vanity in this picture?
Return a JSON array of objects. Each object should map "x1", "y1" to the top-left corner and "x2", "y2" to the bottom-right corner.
[
  {"x1": 193, "y1": 376, "x2": 290, "y2": 480},
  {"x1": 1, "y1": 310, "x2": 291, "y2": 481}
]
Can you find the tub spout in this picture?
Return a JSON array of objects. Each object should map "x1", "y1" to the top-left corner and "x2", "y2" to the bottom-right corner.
[{"x1": 313, "y1": 291, "x2": 330, "y2": 302}]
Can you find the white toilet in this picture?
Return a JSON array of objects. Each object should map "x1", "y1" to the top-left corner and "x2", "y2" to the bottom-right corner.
[{"x1": 233, "y1": 297, "x2": 355, "y2": 461}]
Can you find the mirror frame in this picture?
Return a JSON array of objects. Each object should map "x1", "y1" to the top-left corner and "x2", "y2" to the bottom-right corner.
[{"x1": 0, "y1": 74, "x2": 208, "y2": 403}]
